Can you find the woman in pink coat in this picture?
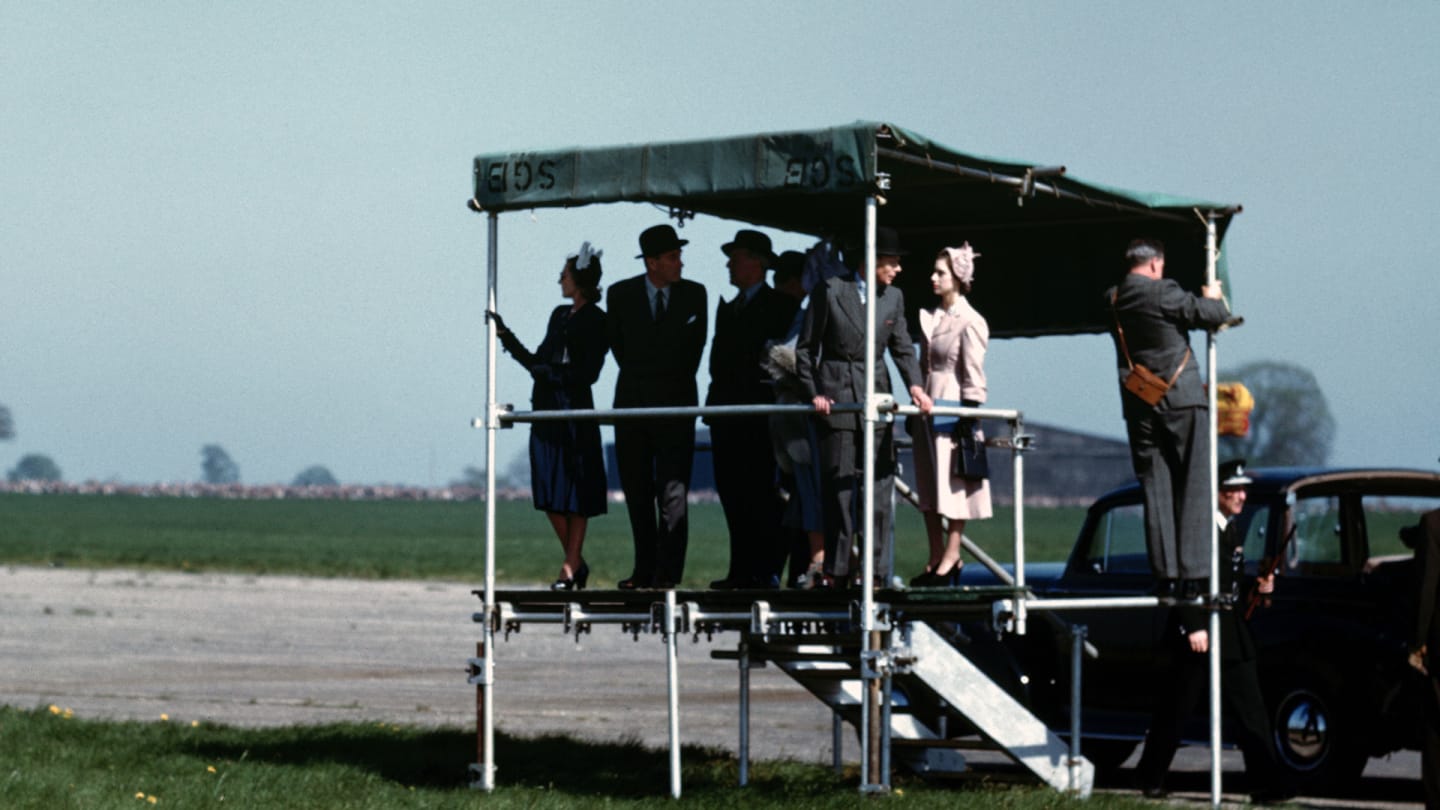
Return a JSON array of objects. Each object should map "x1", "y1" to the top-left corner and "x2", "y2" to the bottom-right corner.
[{"x1": 910, "y1": 244, "x2": 992, "y2": 587}]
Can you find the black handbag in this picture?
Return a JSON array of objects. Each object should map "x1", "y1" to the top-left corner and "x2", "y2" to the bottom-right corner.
[{"x1": 951, "y1": 419, "x2": 989, "y2": 481}]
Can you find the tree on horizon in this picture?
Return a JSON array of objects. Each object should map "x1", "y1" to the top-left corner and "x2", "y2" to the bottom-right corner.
[
  {"x1": 201, "y1": 444, "x2": 240, "y2": 484},
  {"x1": 8, "y1": 453, "x2": 61, "y2": 482}
]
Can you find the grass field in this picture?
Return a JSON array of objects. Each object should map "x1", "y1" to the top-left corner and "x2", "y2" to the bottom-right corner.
[
  {"x1": 0, "y1": 493, "x2": 1085, "y2": 586},
  {"x1": 1, "y1": 706, "x2": 1152, "y2": 810}
]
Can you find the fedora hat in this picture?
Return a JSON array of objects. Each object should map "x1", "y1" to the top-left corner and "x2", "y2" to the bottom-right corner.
[
  {"x1": 636, "y1": 224, "x2": 689, "y2": 258},
  {"x1": 721, "y1": 229, "x2": 776, "y2": 264}
]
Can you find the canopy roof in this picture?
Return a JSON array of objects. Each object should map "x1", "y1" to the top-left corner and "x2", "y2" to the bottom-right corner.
[{"x1": 472, "y1": 121, "x2": 1241, "y2": 338}]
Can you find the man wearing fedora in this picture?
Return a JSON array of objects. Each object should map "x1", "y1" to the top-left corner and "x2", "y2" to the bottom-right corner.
[
  {"x1": 606, "y1": 224, "x2": 708, "y2": 589},
  {"x1": 795, "y1": 225, "x2": 931, "y2": 588},
  {"x1": 706, "y1": 230, "x2": 798, "y2": 589}
]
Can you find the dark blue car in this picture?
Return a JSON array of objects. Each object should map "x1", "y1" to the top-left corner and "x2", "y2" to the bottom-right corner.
[{"x1": 997, "y1": 467, "x2": 1440, "y2": 792}]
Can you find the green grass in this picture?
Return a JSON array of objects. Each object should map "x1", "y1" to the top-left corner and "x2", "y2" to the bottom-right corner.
[
  {"x1": 0, "y1": 493, "x2": 1084, "y2": 585},
  {"x1": 0, "y1": 706, "x2": 1154, "y2": 810}
]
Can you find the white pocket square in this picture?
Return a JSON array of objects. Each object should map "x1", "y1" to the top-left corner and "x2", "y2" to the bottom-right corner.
[{"x1": 686, "y1": 315, "x2": 698, "y2": 324}]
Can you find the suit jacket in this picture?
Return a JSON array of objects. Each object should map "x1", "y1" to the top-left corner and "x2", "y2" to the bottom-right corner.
[
  {"x1": 605, "y1": 274, "x2": 707, "y2": 408},
  {"x1": 1416, "y1": 509, "x2": 1440, "y2": 675},
  {"x1": 706, "y1": 285, "x2": 798, "y2": 407},
  {"x1": 1105, "y1": 273, "x2": 1230, "y2": 419},
  {"x1": 794, "y1": 276, "x2": 923, "y2": 431}
]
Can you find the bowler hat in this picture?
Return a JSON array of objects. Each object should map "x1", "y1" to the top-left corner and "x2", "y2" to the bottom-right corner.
[
  {"x1": 875, "y1": 226, "x2": 908, "y2": 257},
  {"x1": 636, "y1": 224, "x2": 689, "y2": 258},
  {"x1": 721, "y1": 229, "x2": 776, "y2": 264},
  {"x1": 1219, "y1": 459, "x2": 1252, "y2": 488}
]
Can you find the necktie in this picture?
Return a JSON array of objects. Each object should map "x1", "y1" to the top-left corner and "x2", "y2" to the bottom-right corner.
[{"x1": 654, "y1": 289, "x2": 667, "y2": 321}]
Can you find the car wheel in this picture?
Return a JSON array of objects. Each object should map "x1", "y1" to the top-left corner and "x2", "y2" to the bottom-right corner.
[{"x1": 1267, "y1": 675, "x2": 1367, "y2": 793}]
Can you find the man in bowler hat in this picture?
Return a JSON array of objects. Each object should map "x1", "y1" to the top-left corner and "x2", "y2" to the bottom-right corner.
[
  {"x1": 606, "y1": 224, "x2": 708, "y2": 588},
  {"x1": 706, "y1": 230, "x2": 798, "y2": 589},
  {"x1": 795, "y1": 225, "x2": 931, "y2": 587}
]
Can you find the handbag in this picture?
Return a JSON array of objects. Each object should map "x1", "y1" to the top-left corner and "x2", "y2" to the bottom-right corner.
[
  {"x1": 951, "y1": 418, "x2": 989, "y2": 481},
  {"x1": 1111, "y1": 290, "x2": 1189, "y2": 407}
]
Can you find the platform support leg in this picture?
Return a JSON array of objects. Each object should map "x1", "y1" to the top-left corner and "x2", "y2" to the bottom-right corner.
[
  {"x1": 665, "y1": 590, "x2": 681, "y2": 799},
  {"x1": 832, "y1": 710, "x2": 844, "y2": 774},
  {"x1": 1069, "y1": 624, "x2": 1087, "y2": 793},
  {"x1": 738, "y1": 636, "x2": 750, "y2": 786}
]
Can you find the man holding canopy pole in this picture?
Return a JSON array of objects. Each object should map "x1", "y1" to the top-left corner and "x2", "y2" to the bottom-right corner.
[{"x1": 1106, "y1": 237, "x2": 1232, "y2": 596}]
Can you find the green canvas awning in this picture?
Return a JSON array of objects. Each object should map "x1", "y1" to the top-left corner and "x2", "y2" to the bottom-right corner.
[{"x1": 472, "y1": 121, "x2": 1240, "y2": 338}]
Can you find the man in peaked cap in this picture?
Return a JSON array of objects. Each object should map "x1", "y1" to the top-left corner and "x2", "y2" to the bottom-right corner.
[
  {"x1": 606, "y1": 224, "x2": 708, "y2": 589},
  {"x1": 706, "y1": 230, "x2": 798, "y2": 589},
  {"x1": 1137, "y1": 459, "x2": 1293, "y2": 803}
]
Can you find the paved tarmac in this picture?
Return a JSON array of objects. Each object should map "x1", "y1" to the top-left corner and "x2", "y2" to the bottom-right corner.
[{"x1": 0, "y1": 565, "x2": 1424, "y2": 807}]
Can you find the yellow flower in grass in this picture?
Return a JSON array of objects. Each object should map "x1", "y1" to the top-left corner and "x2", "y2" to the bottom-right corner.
[
  {"x1": 159, "y1": 713, "x2": 169, "y2": 722},
  {"x1": 207, "y1": 766, "x2": 217, "y2": 774},
  {"x1": 49, "y1": 705, "x2": 61, "y2": 715},
  {"x1": 148, "y1": 797, "x2": 158, "y2": 805},
  {"x1": 135, "y1": 792, "x2": 145, "y2": 800},
  {"x1": 191, "y1": 720, "x2": 200, "y2": 727},
  {"x1": 63, "y1": 708, "x2": 74, "y2": 719}
]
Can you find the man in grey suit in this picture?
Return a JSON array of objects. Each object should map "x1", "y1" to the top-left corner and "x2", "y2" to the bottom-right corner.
[
  {"x1": 796, "y1": 226, "x2": 931, "y2": 587},
  {"x1": 606, "y1": 224, "x2": 708, "y2": 588},
  {"x1": 1106, "y1": 238, "x2": 1232, "y2": 594}
]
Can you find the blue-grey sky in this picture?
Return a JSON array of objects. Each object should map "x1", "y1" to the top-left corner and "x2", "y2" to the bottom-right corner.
[{"x1": 3, "y1": 2, "x2": 1437, "y2": 485}]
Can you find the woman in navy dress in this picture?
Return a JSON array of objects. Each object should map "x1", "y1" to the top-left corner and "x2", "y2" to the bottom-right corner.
[{"x1": 492, "y1": 243, "x2": 609, "y2": 590}]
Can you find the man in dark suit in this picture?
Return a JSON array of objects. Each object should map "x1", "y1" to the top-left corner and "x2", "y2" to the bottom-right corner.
[
  {"x1": 1136, "y1": 459, "x2": 1293, "y2": 803},
  {"x1": 606, "y1": 224, "x2": 708, "y2": 588},
  {"x1": 1106, "y1": 238, "x2": 1232, "y2": 593},
  {"x1": 706, "y1": 230, "x2": 799, "y2": 589},
  {"x1": 1401, "y1": 509, "x2": 1440, "y2": 809},
  {"x1": 795, "y1": 226, "x2": 931, "y2": 587}
]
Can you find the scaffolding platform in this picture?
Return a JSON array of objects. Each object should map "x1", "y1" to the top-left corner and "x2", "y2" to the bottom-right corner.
[{"x1": 471, "y1": 585, "x2": 1093, "y2": 796}]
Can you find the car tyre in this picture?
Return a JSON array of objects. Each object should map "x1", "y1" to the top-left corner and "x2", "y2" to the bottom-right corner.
[{"x1": 1265, "y1": 671, "x2": 1367, "y2": 793}]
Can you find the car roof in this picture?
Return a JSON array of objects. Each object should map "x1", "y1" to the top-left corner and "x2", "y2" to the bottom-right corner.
[{"x1": 1091, "y1": 466, "x2": 1440, "y2": 505}]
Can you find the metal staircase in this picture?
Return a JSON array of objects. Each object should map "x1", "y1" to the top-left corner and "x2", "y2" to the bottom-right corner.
[{"x1": 749, "y1": 617, "x2": 1094, "y2": 796}]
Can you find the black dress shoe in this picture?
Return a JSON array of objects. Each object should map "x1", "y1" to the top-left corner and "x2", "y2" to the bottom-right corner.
[
  {"x1": 710, "y1": 577, "x2": 747, "y2": 590},
  {"x1": 617, "y1": 577, "x2": 646, "y2": 590},
  {"x1": 550, "y1": 577, "x2": 576, "y2": 592},
  {"x1": 1141, "y1": 785, "x2": 1168, "y2": 799},
  {"x1": 810, "y1": 572, "x2": 837, "y2": 590}
]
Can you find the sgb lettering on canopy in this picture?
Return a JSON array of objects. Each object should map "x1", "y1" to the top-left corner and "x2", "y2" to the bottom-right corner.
[
  {"x1": 484, "y1": 159, "x2": 558, "y2": 193},
  {"x1": 783, "y1": 154, "x2": 860, "y2": 189}
]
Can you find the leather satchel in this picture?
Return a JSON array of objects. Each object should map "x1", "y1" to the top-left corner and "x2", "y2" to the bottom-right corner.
[
  {"x1": 1111, "y1": 290, "x2": 1189, "y2": 408},
  {"x1": 1123, "y1": 362, "x2": 1177, "y2": 407},
  {"x1": 951, "y1": 419, "x2": 989, "y2": 481}
]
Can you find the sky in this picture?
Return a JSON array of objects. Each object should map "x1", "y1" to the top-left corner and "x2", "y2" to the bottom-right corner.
[{"x1": 3, "y1": 2, "x2": 1437, "y2": 486}]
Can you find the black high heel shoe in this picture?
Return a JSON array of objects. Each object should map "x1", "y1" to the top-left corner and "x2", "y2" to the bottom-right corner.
[
  {"x1": 575, "y1": 562, "x2": 590, "y2": 591},
  {"x1": 550, "y1": 575, "x2": 575, "y2": 591}
]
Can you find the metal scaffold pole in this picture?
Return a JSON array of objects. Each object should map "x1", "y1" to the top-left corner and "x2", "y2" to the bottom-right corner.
[
  {"x1": 479, "y1": 211, "x2": 499, "y2": 791},
  {"x1": 859, "y1": 195, "x2": 885, "y2": 793},
  {"x1": 1204, "y1": 212, "x2": 1222, "y2": 809}
]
